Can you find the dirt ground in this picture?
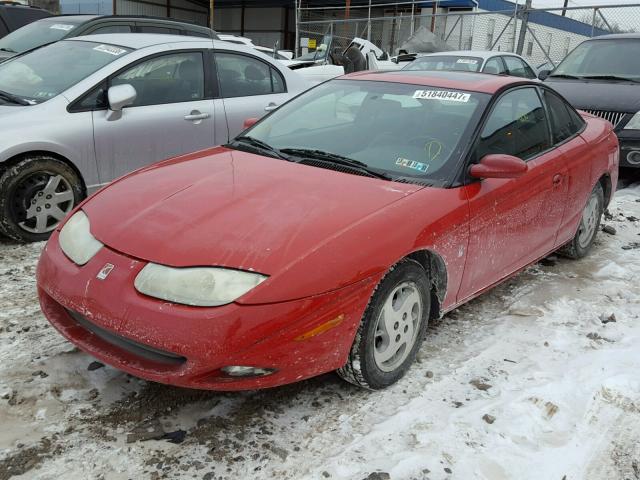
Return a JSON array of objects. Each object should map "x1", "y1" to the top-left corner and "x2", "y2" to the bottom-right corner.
[{"x1": 1, "y1": 172, "x2": 639, "y2": 480}]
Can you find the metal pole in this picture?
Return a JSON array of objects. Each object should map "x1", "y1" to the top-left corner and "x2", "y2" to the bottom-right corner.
[
  {"x1": 515, "y1": 0, "x2": 531, "y2": 55},
  {"x1": 591, "y1": 8, "x2": 597, "y2": 36},
  {"x1": 294, "y1": 0, "x2": 299, "y2": 57},
  {"x1": 209, "y1": 0, "x2": 214, "y2": 31},
  {"x1": 512, "y1": 0, "x2": 518, "y2": 52},
  {"x1": 410, "y1": 0, "x2": 415, "y2": 35},
  {"x1": 367, "y1": 0, "x2": 372, "y2": 40},
  {"x1": 561, "y1": 0, "x2": 568, "y2": 16}
]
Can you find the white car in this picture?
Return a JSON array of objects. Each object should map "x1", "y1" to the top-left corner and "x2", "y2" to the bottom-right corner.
[{"x1": 403, "y1": 50, "x2": 538, "y2": 79}]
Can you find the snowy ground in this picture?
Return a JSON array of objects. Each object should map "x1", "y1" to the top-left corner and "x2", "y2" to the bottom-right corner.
[{"x1": 1, "y1": 175, "x2": 640, "y2": 480}]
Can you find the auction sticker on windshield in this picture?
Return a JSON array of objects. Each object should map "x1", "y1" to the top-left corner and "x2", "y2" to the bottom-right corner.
[
  {"x1": 456, "y1": 58, "x2": 478, "y2": 64},
  {"x1": 93, "y1": 45, "x2": 128, "y2": 56},
  {"x1": 49, "y1": 24, "x2": 75, "y2": 31},
  {"x1": 413, "y1": 90, "x2": 470, "y2": 102}
]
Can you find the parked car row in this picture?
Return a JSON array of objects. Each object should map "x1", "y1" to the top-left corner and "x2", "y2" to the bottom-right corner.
[{"x1": 0, "y1": 33, "x2": 308, "y2": 241}]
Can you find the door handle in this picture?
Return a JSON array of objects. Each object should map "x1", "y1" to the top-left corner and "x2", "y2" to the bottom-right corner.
[
  {"x1": 184, "y1": 111, "x2": 210, "y2": 121},
  {"x1": 552, "y1": 173, "x2": 563, "y2": 185},
  {"x1": 264, "y1": 103, "x2": 279, "y2": 112}
]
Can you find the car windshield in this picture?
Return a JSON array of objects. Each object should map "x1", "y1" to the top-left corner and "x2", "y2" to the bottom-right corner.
[
  {"x1": 0, "y1": 18, "x2": 83, "y2": 54},
  {"x1": 552, "y1": 38, "x2": 640, "y2": 80},
  {"x1": 0, "y1": 40, "x2": 131, "y2": 104},
  {"x1": 241, "y1": 79, "x2": 488, "y2": 185},
  {"x1": 404, "y1": 55, "x2": 483, "y2": 73},
  {"x1": 295, "y1": 35, "x2": 332, "y2": 62}
]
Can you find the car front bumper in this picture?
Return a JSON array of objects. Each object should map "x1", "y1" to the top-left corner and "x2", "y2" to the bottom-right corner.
[{"x1": 36, "y1": 231, "x2": 378, "y2": 391}]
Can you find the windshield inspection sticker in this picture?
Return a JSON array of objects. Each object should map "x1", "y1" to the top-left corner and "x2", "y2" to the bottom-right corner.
[
  {"x1": 396, "y1": 157, "x2": 429, "y2": 172},
  {"x1": 413, "y1": 90, "x2": 470, "y2": 103},
  {"x1": 456, "y1": 58, "x2": 478, "y2": 64},
  {"x1": 49, "y1": 24, "x2": 75, "y2": 31},
  {"x1": 93, "y1": 44, "x2": 127, "y2": 56}
]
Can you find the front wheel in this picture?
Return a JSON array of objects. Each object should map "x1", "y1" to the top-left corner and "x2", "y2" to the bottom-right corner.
[
  {"x1": 560, "y1": 182, "x2": 604, "y2": 259},
  {"x1": 337, "y1": 259, "x2": 430, "y2": 389},
  {"x1": 0, "y1": 156, "x2": 83, "y2": 243}
]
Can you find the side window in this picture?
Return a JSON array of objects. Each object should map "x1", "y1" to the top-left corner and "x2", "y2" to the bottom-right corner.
[
  {"x1": 111, "y1": 52, "x2": 204, "y2": 107},
  {"x1": 186, "y1": 30, "x2": 210, "y2": 38},
  {"x1": 483, "y1": 57, "x2": 506, "y2": 75},
  {"x1": 89, "y1": 25, "x2": 132, "y2": 34},
  {"x1": 477, "y1": 88, "x2": 551, "y2": 161},
  {"x1": 75, "y1": 81, "x2": 108, "y2": 110},
  {"x1": 0, "y1": 19, "x2": 8, "y2": 37},
  {"x1": 215, "y1": 52, "x2": 283, "y2": 98},
  {"x1": 137, "y1": 25, "x2": 180, "y2": 35},
  {"x1": 503, "y1": 56, "x2": 535, "y2": 78},
  {"x1": 543, "y1": 89, "x2": 583, "y2": 144},
  {"x1": 271, "y1": 67, "x2": 285, "y2": 94}
]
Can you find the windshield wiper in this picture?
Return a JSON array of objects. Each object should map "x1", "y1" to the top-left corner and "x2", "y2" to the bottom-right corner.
[
  {"x1": 280, "y1": 148, "x2": 393, "y2": 180},
  {"x1": 0, "y1": 89, "x2": 29, "y2": 106},
  {"x1": 227, "y1": 136, "x2": 289, "y2": 160},
  {"x1": 0, "y1": 47, "x2": 16, "y2": 53},
  {"x1": 547, "y1": 73, "x2": 581, "y2": 79},
  {"x1": 579, "y1": 75, "x2": 640, "y2": 83}
]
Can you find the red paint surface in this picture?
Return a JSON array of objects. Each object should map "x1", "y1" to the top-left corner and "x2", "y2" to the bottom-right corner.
[{"x1": 37, "y1": 77, "x2": 619, "y2": 391}]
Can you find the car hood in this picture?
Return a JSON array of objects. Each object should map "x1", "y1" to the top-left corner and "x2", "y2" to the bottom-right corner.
[
  {"x1": 84, "y1": 147, "x2": 422, "y2": 275},
  {"x1": 545, "y1": 77, "x2": 640, "y2": 112}
]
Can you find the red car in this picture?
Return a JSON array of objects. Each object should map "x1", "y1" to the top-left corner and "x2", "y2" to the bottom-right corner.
[{"x1": 36, "y1": 71, "x2": 619, "y2": 391}]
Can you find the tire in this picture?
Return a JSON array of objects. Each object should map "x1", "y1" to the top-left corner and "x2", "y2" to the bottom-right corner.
[
  {"x1": 0, "y1": 156, "x2": 83, "y2": 243},
  {"x1": 560, "y1": 182, "x2": 604, "y2": 259},
  {"x1": 337, "y1": 258, "x2": 430, "y2": 389}
]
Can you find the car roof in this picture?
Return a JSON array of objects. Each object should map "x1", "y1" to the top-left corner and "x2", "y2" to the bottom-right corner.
[
  {"x1": 419, "y1": 50, "x2": 523, "y2": 60},
  {"x1": 38, "y1": 15, "x2": 99, "y2": 23},
  {"x1": 341, "y1": 70, "x2": 530, "y2": 94},
  {"x1": 587, "y1": 33, "x2": 640, "y2": 40},
  {"x1": 67, "y1": 33, "x2": 210, "y2": 49}
]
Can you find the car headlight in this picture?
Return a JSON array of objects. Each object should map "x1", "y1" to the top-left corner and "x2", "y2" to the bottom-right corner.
[
  {"x1": 58, "y1": 211, "x2": 104, "y2": 265},
  {"x1": 134, "y1": 263, "x2": 267, "y2": 307},
  {"x1": 624, "y1": 112, "x2": 640, "y2": 130}
]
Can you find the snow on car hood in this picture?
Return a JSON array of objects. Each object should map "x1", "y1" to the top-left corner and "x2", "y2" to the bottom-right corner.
[{"x1": 83, "y1": 147, "x2": 421, "y2": 275}]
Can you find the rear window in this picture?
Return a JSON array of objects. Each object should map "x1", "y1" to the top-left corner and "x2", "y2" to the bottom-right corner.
[{"x1": 404, "y1": 55, "x2": 483, "y2": 73}]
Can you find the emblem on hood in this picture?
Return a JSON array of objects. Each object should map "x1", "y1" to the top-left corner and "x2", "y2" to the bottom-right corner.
[{"x1": 97, "y1": 263, "x2": 115, "y2": 280}]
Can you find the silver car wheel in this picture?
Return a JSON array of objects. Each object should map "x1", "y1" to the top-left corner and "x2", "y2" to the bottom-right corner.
[
  {"x1": 18, "y1": 174, "x2": 74, "y2": 234},
  {"x1": 577, "y1": 193, "x2": 599, "y2": 249},
  {"x1": 373, "y1": 281, "x2": 423, "y2": 372}
]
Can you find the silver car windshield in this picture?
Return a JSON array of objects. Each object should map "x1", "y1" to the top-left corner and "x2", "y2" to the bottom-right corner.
[
  {"x1": 0, "y1": 41, "x2": 132, "y2": 104},
  {"x1": 0, "y1": 19, "x2": 83, "y2": 54},
  {"x1": 245, "y1": 79, "x2": 487, "y2": 184},
  {"x1": 404, "y1": 55, "x2": 483, "y2": 72}
]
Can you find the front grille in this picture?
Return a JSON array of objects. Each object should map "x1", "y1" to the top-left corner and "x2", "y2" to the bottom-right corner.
[
  {"x1": 66, "y1": 309, "x2": 186, "y2": 366},
  {"x1": 583, "y1": 109, "x2": 629, "y2": 127}
]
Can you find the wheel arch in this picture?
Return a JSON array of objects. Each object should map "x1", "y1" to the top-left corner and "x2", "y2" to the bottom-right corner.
[
  {"x1": 0, "y1": 151, "x2": 87, "y2": 197},
  {"x1": 598, "y1": 173, "x2": 612, "y2": 208},
  {"x1": 405, "y1": 249, "x2": 448, "y2": 320}
]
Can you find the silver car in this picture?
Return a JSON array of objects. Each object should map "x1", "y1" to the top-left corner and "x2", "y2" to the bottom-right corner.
[
  {"x1": 0, "y1": 34, "x2": 308, "y2": 242},
  {"x1": 403, "y1": 50, "x2": 538, "y2": 79}
]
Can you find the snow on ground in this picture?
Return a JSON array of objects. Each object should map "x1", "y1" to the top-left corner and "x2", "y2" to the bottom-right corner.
[{"x1": 1, "y1": 177, "x2": 640, "y2": 480}]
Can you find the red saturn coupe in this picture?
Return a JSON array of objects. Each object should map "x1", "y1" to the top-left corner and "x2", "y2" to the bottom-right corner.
[{"x1": 36, "y1": 71, "x2": 619, "y2": 391}]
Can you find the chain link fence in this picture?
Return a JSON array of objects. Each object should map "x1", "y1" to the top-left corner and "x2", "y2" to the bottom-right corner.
[{"x1": 297, "y1": 3, "x2": 640, "y2": 68}]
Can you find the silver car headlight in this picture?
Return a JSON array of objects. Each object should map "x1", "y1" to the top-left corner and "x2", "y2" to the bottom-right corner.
[
  {"x1": 624, "y1": 112, "x2": 640, "y2": 130},
  {"x1": 58, "y1": 211, "x2": 104, "y2": 266},
  {"x1": 134, "y1": 264, "x2": 267, "y2": 307}
]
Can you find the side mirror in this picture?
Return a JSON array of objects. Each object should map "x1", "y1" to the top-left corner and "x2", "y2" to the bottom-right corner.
[
  {"x1": 470, "y1": 154, "x2": 528, "y2": 180},
  {"x1": 243, "y1": 117, "x2": 259, "y2": 129},
  {"x1": 391, "y1": 57, "x2": 398, "y2": 64},
  {"x1": 537, "y1": 69, "x2": 551, "y2": 81},
  {"x1": 106, "y1": 84, "x2": 137, "y2": 120}
]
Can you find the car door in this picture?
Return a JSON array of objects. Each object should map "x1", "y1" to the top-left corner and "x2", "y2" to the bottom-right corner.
[
  {"x1": 458, "y1": 86, "x2": 569, "y2": 300},
  {"x1": 540, "y1": 87, "x2": 592, "y2": 246},
  {"x1": 92, "y1": 50, "x2": 215, "y2": 182},
  {"x1": 213, "y1": 50, "x2": 290, "y2": 140}
]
